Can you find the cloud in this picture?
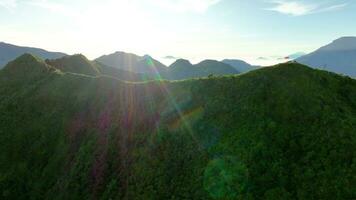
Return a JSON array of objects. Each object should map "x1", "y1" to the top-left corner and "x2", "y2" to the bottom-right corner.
[
  {"x1": 163, "y1": 56, "x2": 180, "y2": 59},
  {"x1": 0, "y1": 0, "x2": 17, "y2": 10},
  {"x1": 316, "y1": 3, "x2": 347, "y2": 13},
  {"x1": 266, "y1": 1, "x2": 347, "y2": 16},
  {"x1": 151, "y1": 0, "x2": 222, "y2": 13},
  {"x1": 257, "y1": 57, "x2": 269, "y2": 60}
]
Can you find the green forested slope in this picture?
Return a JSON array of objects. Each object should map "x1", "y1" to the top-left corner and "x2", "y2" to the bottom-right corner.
[
  {"x1": 46, "y1": 54, "x2": 145, "y2": 81},
  {"x1": 0, "y1": 55, "x2": 355, "y2": 200},
  {"x1": 167, "y1": 59, "x2": 239, "y2": 80}
]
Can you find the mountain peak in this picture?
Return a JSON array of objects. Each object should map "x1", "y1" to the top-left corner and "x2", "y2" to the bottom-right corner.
[
  {"x1": 96, "y1": 51, "x2": 167, "y2": 74},
  {"x1": 296, "y1": 36, "x2": 356, "y2": 77},
  {"x1": 222, "y1": 59, "x2": 257, "y2": 73},
  {"x1": 319, "y1": 36, "x2": 356, "y2": 51},
  {"x1": 1, "y1": 53, "x2": 55, "y2": 80},
  {"x1": 334, "y1": 36, "x2": 356, "y2": 42},
  {"x1": 111, "y1": 51, "x2": 139, "y2": 58},
  {"x1": 7, "y1": 53, "x2": 51, "y2": 68},
  {"x1": 46, "y1": 54, "x2": 100, "y2": 76},
  {"x1": 143, "y1": 54, "x2": 152, "y2": 59},
  {"x1": 198, "y1": 59, "x2": 218, "y2": 64},
  {"x1": 170, "y1": 59, "x2": 193, "y2": 67},
  {"x1": 17, "y1": 53, "x2": 42, "y2": 62}
]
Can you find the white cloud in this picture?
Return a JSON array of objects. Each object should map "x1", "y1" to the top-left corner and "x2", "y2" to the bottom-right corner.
[
  {"x1": 150, "y1": 0, "x2": 222, "y2": 13},
  {"x1": 0, "y1": 0, "x2": 17, "y2": 10},
  {"x1": 316, "y1": 3, "x2": 347, "y2": 13},
  {"x1": 266, "y1": 1, "x2": 347, "y2": 16}
]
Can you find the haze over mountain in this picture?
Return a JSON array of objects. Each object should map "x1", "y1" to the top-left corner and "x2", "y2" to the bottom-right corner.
[
  {"x1": 95, "y1": 51, "x2": 168, "y2": 76},
  {"x1": 222, "y1": 59, "x2": 259, "y2": 73},
  {"x1": 287, "y1": 52, "x2": 306, "y2": 60},
  {"x1": 297, "y1": 37, "x2": 356, "y2": 77},
  {"x1": 0, "y1": 54, "x2": 355, "y2": 199},
  {"x1": 96, "y1": 51, "x2": 241, "y2": 80},
  {"x1": 168, "y1": 59, "x2": 239, "y2": 80},
  {"x1": 0, "y1": 42, "x2": 66, "y2": 68},
  {"x1": 0, "y1": 42, "x2": 245, "y2": 81}
]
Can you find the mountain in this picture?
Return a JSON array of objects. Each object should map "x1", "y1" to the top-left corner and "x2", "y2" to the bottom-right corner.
[
  {"x1": 0, "y1": 42, "x2": 66, "y2": 68},
  {"x1": 95, "y1": 51, "x2": 168, "y2": 77},
  {"x1": 0, "y1": 54, "x2": 58, "y2": 84},
  {"x1": 96, "y1": 52, "x2": 239, "y2": 80},
  {"x1": 168, "y1": 59, "x2": 239, "y2": 80},
  {"x1": 194, "y1": 59, "x2": 239, "y2": 75},
  {"x1": 1, "y1": 56, "x2": 355, "y2": 199},
  {"x1": 222, "y1": 59, "x2": 258, "y2": 73},
  {"x1": 296, "y1": 37, "x2": 356, "y2": 77},
  {"x1": 46, "y1": 54, "x2": 101, "y2": 76},
  {"x1": 167, "y1": 59, "x2": 195, "y2": 79},
  {"x1": 46, "y1": 54, "x2": 146, "y2": 81}
]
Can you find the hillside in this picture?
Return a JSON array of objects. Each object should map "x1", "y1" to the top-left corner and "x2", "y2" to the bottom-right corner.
[
  {"x1": 96, "y1": 52, "x2": 240, "y2": 80},
  {"x1": 46, "y1": 54, "x2": 101, "y2": 76},
  {"x1": 297, "y1": 37, "x2": 356, "y2": 77},
  {"x1": 46, "y1": 54, "x2": 146, "y2": 81},
  {"x1": 168, "y1": 59, "x2": 239, "y2": 80},
  {"x1": 222, "y1": 59, "x2": 258, "y2": 73},
  {"x1": 0, "y1": 42, "x2": 66, "y2": 68},
  {"x1": 0, "y1": 55, "x2": 355, "y2": 199},
  {"x1": 0, "y1": 53, "x2": 58, "y2": 83},
  {"x1": 95, "y1": 51, "x2": 168, "y2": 77}
]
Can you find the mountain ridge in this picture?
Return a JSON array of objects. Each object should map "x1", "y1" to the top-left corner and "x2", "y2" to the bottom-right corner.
[
  {"x1": 0, "y1": 60, "x2": 355, "y2": 199},
  {"x1": 222, "y1": 59, "x2": 258, "y2": 73},
  {"x1": 95, "y1": 51, "x2": 168, "y2": 76},
  {"x1": 296, "y1": 37, "x2": 356, "y2": 77},
  {"x1": 167, "y1": 59, "x2": 239, "y2": 80},
  {"x1": 0, "y1": 42, "x2": 67, "y2": 68}
]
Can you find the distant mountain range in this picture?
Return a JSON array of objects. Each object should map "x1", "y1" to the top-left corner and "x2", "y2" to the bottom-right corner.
[
  {"x1": 2, "y1": 37, "x2": 356, "y2": 79},
  {"x1": 221, "y1": 59, "x2": 258, "y2": 73},
  {"x1": 96, "y1": 52, "x2": 240, "y2": 80},
  {"x1": 46, "y1": 54, "x2": 149, "y2": 81},
  {"x1": 95, "y1": 51, "x2": 168, "y2": 76},
  {"x1": 168, "y1": 59, "x2": 239, "y2": 79},
  {"x1": 0, "y1": 42, "x2": 66, "y2": 68},
  {"x1": 296, "y1": 37, "x2": 356, "y2": 77},
  {"x1": 0, "y1": 43, "x2": 246, "y2": 80}
]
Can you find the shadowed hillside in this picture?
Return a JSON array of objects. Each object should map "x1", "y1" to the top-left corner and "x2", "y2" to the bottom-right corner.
[
  {"x1": 96, "y1": 52, "x2": 240, "y2": 80},
  {"x1": 46, "y1": 54, "x2": 149, "y2": 82},
  {"x1": 0, "y1": 55, "x2": 355, "y2": 199},
  {"x1": 46, "y1": 54, "x2": 101, "y2": 76},
  {"x1": 222, "y1": 59, "x2": 258, "y2": 73},
  {"x1": 95, "y1": 52, "x2": 168, "y2": 77},
  {"x1": 297, "y1": 37, "x2": 356, "y2": 77},
  {"x1": 168, "y1": 59, "x2": 239, "y2": 80}
]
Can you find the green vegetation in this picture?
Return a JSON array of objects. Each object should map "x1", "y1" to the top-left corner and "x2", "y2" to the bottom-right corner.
[
  {"x1": 46, "y1": 54, "x2": 101, "y2": 76},
  {"x1": 168, "y1": 59, "x2": 239, "y2": 80},
  {"x1": 46, "y1": 54, "x2": 145, "y2": 81},
  {"x1": 0, "y1": 54, "x2": 355, "y2": 199}
]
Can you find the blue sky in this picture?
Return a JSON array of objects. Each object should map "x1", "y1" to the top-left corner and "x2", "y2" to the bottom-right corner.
[{"x1": 0, "y1": 0, "x2": 355, "y2": 65}]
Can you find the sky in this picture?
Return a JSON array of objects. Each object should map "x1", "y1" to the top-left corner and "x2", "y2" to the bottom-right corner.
[{"x1": 0, "y1": 0, "x2": 355, "y2": 65}]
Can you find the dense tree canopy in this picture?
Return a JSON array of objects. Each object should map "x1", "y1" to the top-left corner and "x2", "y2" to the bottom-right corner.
[{"x1": 0, "y1": 55, "x2": 355, "y2": 199}]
